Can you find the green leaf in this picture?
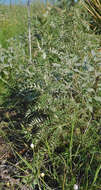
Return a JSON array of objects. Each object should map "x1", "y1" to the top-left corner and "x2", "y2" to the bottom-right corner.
[
  {"x1": 94, "y1": 96, "x2": 101, "y2": 102},
  {"x1": 92, "y1": 165, "x2": 101, "y2": 186},
  {"x1": 87, "y1": 104, "x2": 93, "y2": 113}
]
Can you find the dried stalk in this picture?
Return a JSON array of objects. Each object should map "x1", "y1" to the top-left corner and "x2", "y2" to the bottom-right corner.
[{"x1": 27, "y1": 0, "x2": 32, "y2": 63}]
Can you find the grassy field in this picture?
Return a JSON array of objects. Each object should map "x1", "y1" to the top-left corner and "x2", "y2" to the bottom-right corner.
[
  {"x1": 0, "y1": 5, "x2": 27, "y2": 47},
  {"x1": 0, "y1": 1, "x2": 101, "y2": 190}
]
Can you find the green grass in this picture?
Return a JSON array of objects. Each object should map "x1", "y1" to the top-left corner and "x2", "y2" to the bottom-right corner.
[
  {"x1": 0, "y1": 5, "x2": 27, "y2": 48},
  {"x1": 0, "y1": 1, "x2": 101, "y2": 190}
]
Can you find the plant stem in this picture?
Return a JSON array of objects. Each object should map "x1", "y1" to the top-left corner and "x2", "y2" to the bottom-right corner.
[{"x1": 27, "y1": 0, "x2": 32, "y2": 63}]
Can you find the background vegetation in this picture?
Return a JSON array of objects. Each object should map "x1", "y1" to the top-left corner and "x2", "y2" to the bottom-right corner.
[{"x1": 0, "y1": 0, "x2": 101, "y2": 189}]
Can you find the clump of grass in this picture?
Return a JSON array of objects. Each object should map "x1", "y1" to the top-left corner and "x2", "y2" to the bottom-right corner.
[
  {"x1": 84, "y1": 0, "x2": 101, "y2": 20},
  {"x1": 83, "y1": 0, "x2": 101, "y2": 33}
]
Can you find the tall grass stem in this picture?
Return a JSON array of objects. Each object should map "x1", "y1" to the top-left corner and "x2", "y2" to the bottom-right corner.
[{"x1": 27, "y1": 0, "x2": 32, "y2": 63}]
